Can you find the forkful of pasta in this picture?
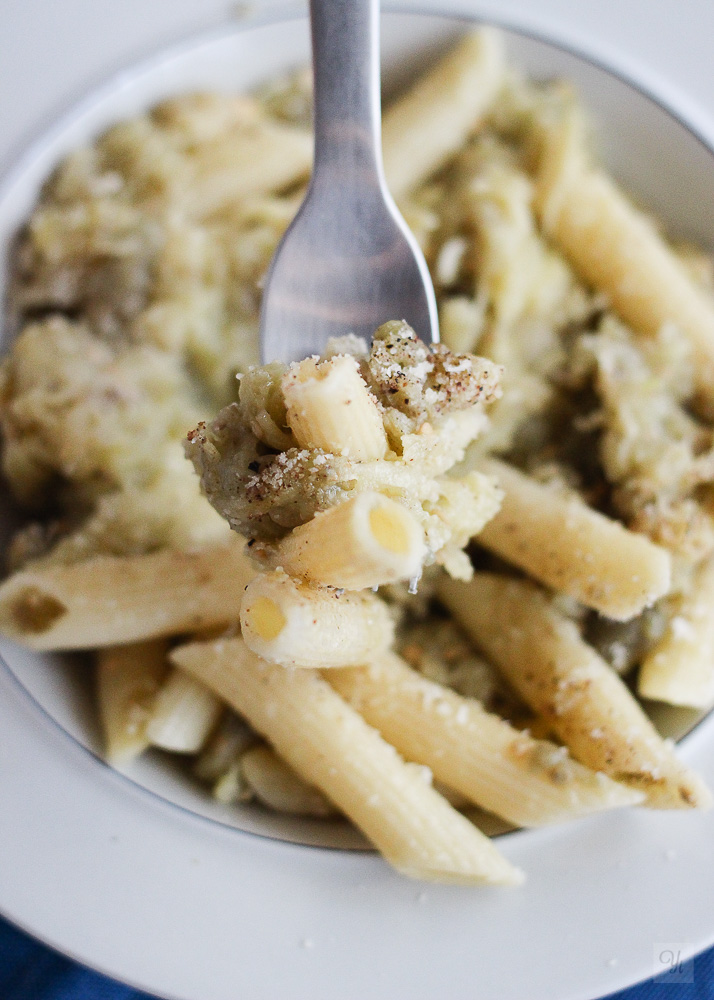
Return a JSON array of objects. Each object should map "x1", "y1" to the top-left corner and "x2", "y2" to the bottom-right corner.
[{"x1": 259, "y1": 0, "x2": 438, "y2": 364}]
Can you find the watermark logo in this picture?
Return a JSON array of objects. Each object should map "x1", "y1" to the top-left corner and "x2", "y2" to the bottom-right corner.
[{"x1": 653, "y1": 944, "x2": 694, "y2": 984}]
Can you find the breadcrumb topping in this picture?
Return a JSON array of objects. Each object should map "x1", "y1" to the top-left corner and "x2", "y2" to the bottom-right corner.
[{"x1": 365, "y1": 320, "x2": 502, "y2": 421}]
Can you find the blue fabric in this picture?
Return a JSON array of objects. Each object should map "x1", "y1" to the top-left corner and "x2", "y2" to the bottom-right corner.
[
  {"x1": 0, "y1": 914, "x2": 711, "y2": 999},
  {"x1": 0, "y1": 918, "x2": 147, "y2": 1000}
]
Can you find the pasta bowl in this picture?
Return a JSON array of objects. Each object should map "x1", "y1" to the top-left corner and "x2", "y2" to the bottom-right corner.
[{"x1": 1, "y1": 6, "x2": 714, "y2": 1000}]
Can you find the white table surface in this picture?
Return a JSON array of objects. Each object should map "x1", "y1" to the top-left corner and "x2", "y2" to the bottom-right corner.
[{"x1": 3, "y1": 0, "x2": 714, "y2": 181}]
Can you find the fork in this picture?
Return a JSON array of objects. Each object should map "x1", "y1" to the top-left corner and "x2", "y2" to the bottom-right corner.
[{"x1": 259, "y1": 0, "x2": 439, "y2": 364}]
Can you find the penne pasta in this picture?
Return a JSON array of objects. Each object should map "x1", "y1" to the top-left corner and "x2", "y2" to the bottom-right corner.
[
  {"x1": 439, "y1": 296, "x2": 485, "y2": 354},
  {"x1": 282, "y1": 355, "x2": 387, "y2": 459},
  {"x1": 535, "y1": 106, "x2": 714, "y2": 408},
  {"x1": 382, "y1": 29, "x2": 507, "y2": 200},
  {"x1": 239, "y1": 569, "x2": 394, "y2": 669},
  {"x1": 437, "y1": 572, "x2": 712, "y2": 809},
  {"x1": 171, "y1": 636, "x2": 522, "y2": 885},
  {"x1": 638, "y1": 559, "x2": 714, "y2": 708},
  {"x1": 476, "y1": 458, "x2": 672, "y2": 620},
  {"x1": 96, "y1": 639, "x2": 169, "y2": 765},
  {"x1": 273, "y1": 492, "x2": 426, "y2": 589},
  {"x1": 186, "y1": 119, "x2": 312, "y2": 217},
  {"x1": 146, "y1": 667, "x2": 223, "y2": 753},
  {"x1": 329, "y1": 652, "x2": 643, "y2": 827},
  {"x1": 240, "y1": 744, "x2": 336, "y2": 817},
  {"x1": 0, "y1": 539, "x2": 255, "y2": 650}
]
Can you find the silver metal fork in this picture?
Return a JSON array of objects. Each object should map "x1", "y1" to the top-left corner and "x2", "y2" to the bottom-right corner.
[{"x1": 259, "y1": 0, "x2": 438, "y2": 364}]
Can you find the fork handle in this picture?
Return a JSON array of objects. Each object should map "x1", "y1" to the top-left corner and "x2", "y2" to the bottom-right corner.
[{"x1": 310, "y1": 0, "x2": 384, "y2": 183}]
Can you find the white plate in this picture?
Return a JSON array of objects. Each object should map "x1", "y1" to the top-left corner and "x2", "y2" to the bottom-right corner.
[{"x1": 1, "y1": 9, "x2": 714, "y2": 999}]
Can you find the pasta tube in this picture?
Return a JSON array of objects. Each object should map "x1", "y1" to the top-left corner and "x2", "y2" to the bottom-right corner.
[
  {"x1": 282, "y1": 355, "x2": 387, "y2": 459},
  {"x1": 239, "y1": 570, "x2": 394, "y2": 668},
  {"x1": 171, "y1": 636, "x2": 522, "y2": 885},
  {"x1": 535, "y1": 108, "x2": 714, "y2": 406},
  {"x1": 96, "y1": 640, "x2": 169, "y2": 765},
  {"x1": 274, "y1": 492, "x2": 426, "y2": 589},
  {"x1": 477, "y1": 458, "x2": 671, "y2": 620},
  {"x1": 438, "y1": 573, "x2": 712, "y2": 809},
  {"x1": 187, "y1": 120, "x2": 312, "y2": 217},
  {"x1": 329, "y1": 653, "x2": 643, "y2": 827},
  {"x1": 240, "y1": 745, "x2": 336, "y2": 817},
  {"x1": 382, "y1": 29, "x2": 507, "y2": 199},
  {"x1": 0, "y1": 539, "x2": 255, "y2": 650},
  {"x1": 639, "y1": 559, "x2": 714, "y2": 708},
  {"x1": 146, "y1": 668, "x2": 223, "y2": 753}
]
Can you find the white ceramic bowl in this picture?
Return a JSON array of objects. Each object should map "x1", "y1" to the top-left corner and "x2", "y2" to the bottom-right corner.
[{"x1": 1, "y1": 9, "x2": 714, "y2": 1000}]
